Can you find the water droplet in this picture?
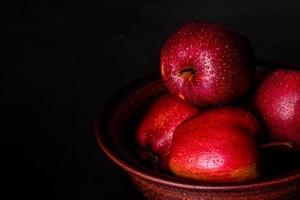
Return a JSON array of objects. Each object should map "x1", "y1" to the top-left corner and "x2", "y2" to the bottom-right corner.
[
  {"x1": 209, "y1": 70, "x2": 214, "y2": 74},
  {"x1": 171, "y1": 71, "x2": 177, "y2": 76},
  {"x1": 179, "y1": 50, "x2": 186, "y2": 57}
]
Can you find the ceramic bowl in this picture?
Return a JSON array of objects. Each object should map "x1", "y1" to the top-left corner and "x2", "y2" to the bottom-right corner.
[{"x1": 95, "y1": 64, "x2": 300, "y2": 200}]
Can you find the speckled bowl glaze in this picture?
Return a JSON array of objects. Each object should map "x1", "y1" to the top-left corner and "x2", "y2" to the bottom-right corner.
[{"x1": 96, "y1": 64, "x2": 300, "y2": 200}]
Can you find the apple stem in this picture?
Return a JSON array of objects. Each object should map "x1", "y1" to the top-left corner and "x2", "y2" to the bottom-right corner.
[
  {"x1": 260, "y1": 141, "x2": 295, "y2": 150},
  {"x1": 179, "y1": 67, "x2": 195, "y2": 80}
]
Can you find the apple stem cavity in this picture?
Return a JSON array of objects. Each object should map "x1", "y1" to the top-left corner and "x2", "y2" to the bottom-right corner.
[
  {"x1": 260, "y1": 141, "x2": 295, "y2": 150},
  {"x1": 179, "y1": 67, "x2": 195, "y2": 80}
]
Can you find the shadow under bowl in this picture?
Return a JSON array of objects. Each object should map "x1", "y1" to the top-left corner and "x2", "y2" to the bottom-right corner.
[{"x1": 95, "y1": 65, "x2": 300, "y2": 200}]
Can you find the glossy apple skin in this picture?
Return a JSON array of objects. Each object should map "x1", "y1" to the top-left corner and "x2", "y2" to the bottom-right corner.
[
  {"x1": 189, "y1": 107, "x2": 262, "y2": 137},
  {"x1": 255, "y1": 69, "x2": 300, "y2": 150},
  {"x1": 160, "y1": 21, "x2": 255, "y2": 106},
  {"x1": 168, "y1": 107, "x2": 261, "y2": 183},
  {"x1": 136, "y1": 94, "x2": 198, "y2": 156}
]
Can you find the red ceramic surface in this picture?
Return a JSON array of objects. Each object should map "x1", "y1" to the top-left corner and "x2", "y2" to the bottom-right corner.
[{"x1": 95, "y1": 64, "x2": 300, "y2": 200}]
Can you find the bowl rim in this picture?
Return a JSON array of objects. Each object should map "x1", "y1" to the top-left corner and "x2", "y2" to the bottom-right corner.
[{"x1": 95, "y1": 63, "x2": 300, "y2": 191}]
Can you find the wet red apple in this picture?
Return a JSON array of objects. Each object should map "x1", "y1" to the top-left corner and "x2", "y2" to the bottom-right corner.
[
  {"x1": 136, "y1": 94, "x2": 198, "y2": 158},
  {"x1": 168, "y1": 107, "x2": 261, "y2": 182},
  {"x1": 255, "y1": 69, "x2": 300, "y2": 150},
  {"x1": 189, "y1": 107, "x2": 262, "y2": 137},
  {"x1": 239, "y1": 66, "x2": 270, "y2": 117},
  {"x1": 160, "y1": 21, "x2": 255, "y2": 106}
]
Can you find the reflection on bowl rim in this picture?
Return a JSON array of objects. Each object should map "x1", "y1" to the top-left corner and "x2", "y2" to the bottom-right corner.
[{"x1": 95, "y1": 64, "x2": 300, "y2": 191}]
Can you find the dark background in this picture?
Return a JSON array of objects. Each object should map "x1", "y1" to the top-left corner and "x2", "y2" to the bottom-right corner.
[{"x1": 4, "y1": 0, "x2": 300, "y2": 199}]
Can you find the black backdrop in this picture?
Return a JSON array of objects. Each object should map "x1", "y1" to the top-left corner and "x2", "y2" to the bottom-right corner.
[{"x1": 4, "y1": 0, "x2": 300, "y2": 199}]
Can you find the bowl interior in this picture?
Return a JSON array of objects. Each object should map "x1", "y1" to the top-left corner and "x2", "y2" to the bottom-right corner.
[{"x1": 96, "y1": 65, "x2": 300, "y2": 190}]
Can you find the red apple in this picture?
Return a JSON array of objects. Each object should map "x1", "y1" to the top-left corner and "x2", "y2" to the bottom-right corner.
[
  {"x1": 239, "y1": 66, "x2": 271, "y2": 117},
  {"x1": 136, "y1": 94, "x2": 198, "y2": 157},
  {"x1": 255, "y1": 69, "x2": 300, "y2": 150},
  {"x1": 168, "y1": 107, "x2": 261, "y2": 182},
  {"x1": 160, "y1": 21, "x2": 255, "y2": 106},
  {"x1": 188, "y1": 107, "x2": 262, "y2": 137}
]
